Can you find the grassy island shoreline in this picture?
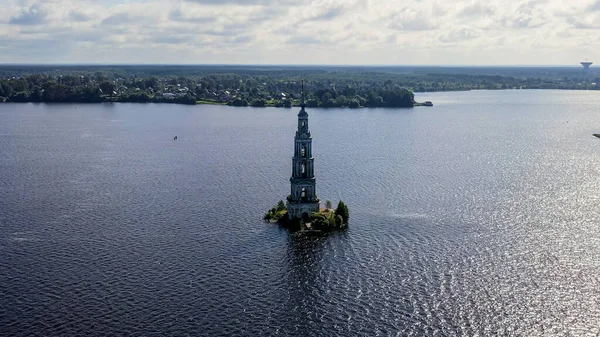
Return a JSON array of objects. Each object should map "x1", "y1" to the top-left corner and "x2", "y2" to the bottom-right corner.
[{"x1": 265, "y1": 200, "x2": 349, "y2": 234}]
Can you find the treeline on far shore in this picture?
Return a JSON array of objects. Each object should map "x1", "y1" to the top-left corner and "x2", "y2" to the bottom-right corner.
[
  {"x1": 0, "y1": 71, "x2": 415, "y2": 108},
  {"x1": 0, "y1": 65, "x2": 599, "y2": 108}
]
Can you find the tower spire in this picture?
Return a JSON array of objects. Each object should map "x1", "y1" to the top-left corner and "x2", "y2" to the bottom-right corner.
[{"x1": 301, "y1": 79, "x2": 306, "y2": 108}]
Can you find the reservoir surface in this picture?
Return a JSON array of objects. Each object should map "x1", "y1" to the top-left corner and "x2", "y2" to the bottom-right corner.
[{"x1": 2, "y1": 90, "x2": 600, "y2": 336}]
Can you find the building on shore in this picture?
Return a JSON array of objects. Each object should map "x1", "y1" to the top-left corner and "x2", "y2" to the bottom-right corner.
[{"x1": 287, "y1": 83, "x2": 320, "y2": 220}]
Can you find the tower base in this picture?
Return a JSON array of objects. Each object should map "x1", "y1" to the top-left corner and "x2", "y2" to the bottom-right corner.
[{"x1": 287, "y1": 201, "x2": 320, "y2": 220}]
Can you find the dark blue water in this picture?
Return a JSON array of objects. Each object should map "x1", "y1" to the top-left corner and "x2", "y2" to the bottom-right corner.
[{"x1": 2, "y1": 90, "x2": 600, "y2": 336}]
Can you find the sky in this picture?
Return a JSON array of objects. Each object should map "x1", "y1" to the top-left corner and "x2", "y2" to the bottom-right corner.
[{"x1": 1, "y1": 0, "x2": 600, "y2": 65}]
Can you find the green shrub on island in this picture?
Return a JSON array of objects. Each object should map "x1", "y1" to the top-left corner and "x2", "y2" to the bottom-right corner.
[
  {"x1": 335, "y1": 201, "x2": 350, "y2": 224},
  {"x1": 325, "y1": 200, "x2": 333, "y2": 209},
  {"x1": 310, "y1": 200, "x2": 349, "y2": 231},
  {"x1": 310, "y1": 209, "x2": 346, "y2": 231},
  {"x1": 264, "y1": 200, "x2": 287, "y2": 222},
  {"x1": 310, "y1": 212, "x2": 329, "y2": 230}
]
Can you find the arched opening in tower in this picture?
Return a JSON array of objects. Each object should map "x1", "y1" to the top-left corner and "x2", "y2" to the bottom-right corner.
[
  {"x1": 301, "y1": 188, "x2": 307, "y2": 201},
  {"x1": 302, "y1": 212, "x2": 310, "y2": 222}
]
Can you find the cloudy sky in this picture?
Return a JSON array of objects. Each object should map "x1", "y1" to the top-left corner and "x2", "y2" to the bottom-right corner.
[{"x1": 1, "y1": 0, "x2": 600, "y2": 65}]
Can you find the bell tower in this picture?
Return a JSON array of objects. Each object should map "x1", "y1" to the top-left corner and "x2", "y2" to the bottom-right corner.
[{"x1": 287, "y1": 81, "x2": 320, "y2": 220}]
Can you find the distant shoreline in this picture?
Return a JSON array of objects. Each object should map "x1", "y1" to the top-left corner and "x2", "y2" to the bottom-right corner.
[
  {"x1": 2, "y1": 87, "x2": 599, "y2": 108},
  {"x1": 1, "y1": 63, "x2": 597, "y2": 108}
]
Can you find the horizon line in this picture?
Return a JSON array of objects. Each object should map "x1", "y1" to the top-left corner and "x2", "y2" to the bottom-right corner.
[{"x1": 0, "y1": 63, "x2": 594, "y2": 68}]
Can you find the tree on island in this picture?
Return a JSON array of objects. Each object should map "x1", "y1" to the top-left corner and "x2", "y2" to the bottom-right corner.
[
  {"x1": 310, "y1": 209, "x2": 347, "y2": 231},
  {"x1": 335, "y1": 201, "x2": 349, "y2": 224}
]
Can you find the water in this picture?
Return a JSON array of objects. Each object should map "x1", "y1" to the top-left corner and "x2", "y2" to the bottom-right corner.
[{"x1": 1, "y1": 90, "x2": 600, "y2": 336}]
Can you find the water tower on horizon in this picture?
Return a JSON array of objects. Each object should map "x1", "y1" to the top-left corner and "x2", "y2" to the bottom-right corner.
[{"x1": 581, "y1": 60, "x2": 593, "y2": 71}]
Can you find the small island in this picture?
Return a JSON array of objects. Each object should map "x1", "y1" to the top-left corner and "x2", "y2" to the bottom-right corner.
[
  {"x1": 265, "y1": 82, "x2": 349, "y2": 233},
  {"x1": 265, "y1": 200, "x2": 349, "y2": 232}
]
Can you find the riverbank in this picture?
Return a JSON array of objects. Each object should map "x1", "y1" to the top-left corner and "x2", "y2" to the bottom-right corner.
[{"x1": 196, "y1": 98, "x2": 416, "y2": 108}]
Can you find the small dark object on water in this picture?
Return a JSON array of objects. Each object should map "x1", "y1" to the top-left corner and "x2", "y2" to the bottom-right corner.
[
  {"x1": 593, "y1": 134, "x2": 600, "y2": 139},
  {"x1": 174, "y1": 136, "x2": 178, "y2": 140}
]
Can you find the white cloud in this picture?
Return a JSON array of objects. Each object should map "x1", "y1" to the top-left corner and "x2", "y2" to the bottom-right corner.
[
  {"x1": 458, "y1": 2, "x2": 496, "y2": 17},
  {"x1": 0, "y1": 0, "x2": 598, "y2": 64},
  {"x1": 439, "y1": 26, "x2": 480, "y2": 43}
]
